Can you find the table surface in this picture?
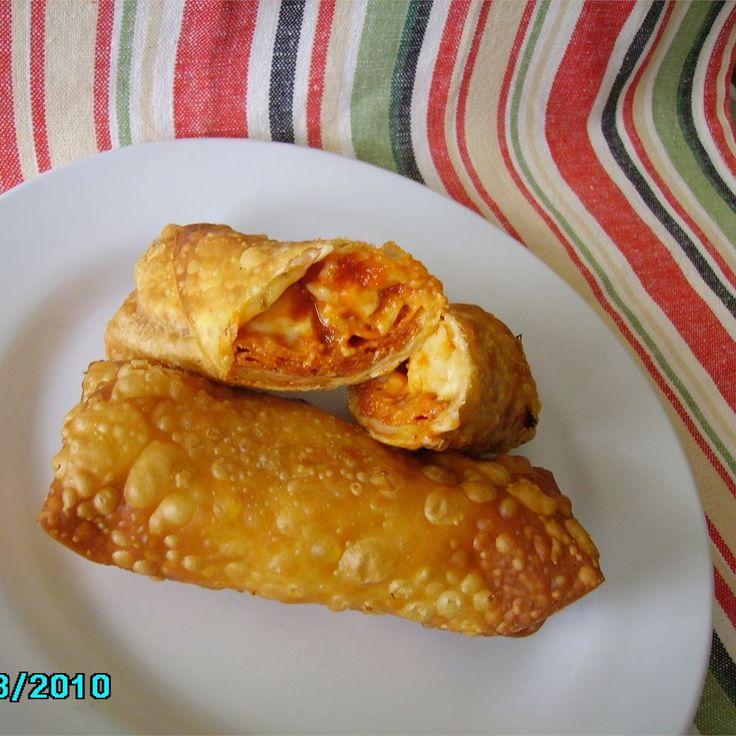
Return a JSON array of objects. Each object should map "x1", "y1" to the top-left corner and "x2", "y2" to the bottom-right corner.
[{"x1": 0, "y1": 2, "x2": 734, "y2": 734}]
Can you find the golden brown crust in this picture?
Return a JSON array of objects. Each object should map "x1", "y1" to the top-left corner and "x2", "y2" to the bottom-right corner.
[
  {"x1": 39, "y1": 360, "x2": 602, "y2": 637},
  {"x1": 347, "y1": 304, "x2": 541, "y2": 456},
  {"x1": 105, "y1": 224, "x2": 446, "y2": 390},
  {"x1": 105, "y1": 294, "x2": 211, "y2": 378}
]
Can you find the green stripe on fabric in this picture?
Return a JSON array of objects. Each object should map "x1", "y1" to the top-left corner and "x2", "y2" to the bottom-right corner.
[
  {"x1": 351, "y1": 0, "x2": 409, "y2": 171},
  {"x1": 695, "y1": 669, "x2": 736, "y2": 735},
  {"x1": 508, "y1": 2, "x2": 736, "y2": 477},
  {"x1": 710, "y1": 630, "x2": 736, "y2": 708},
  {"x1": 115, "y1": 0, "x2": 137, "y2": 147},
  {"x1": 653, "y1": 3, "x2": 736, "y2": 243},
  {"x1": 678, "y1": 2, "x2": 736, "y2": 212}
]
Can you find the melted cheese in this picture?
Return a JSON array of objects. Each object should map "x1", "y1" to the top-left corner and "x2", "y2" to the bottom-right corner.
[
  {"x1": 350, "y1": 314, "x2": 471, "y2": 438},
  {"x1": 244, "y1": 315, "x2": 314, "y2": 345},
  {"x1": 236, "y1": 247, "x2": 414, "y2": 362},
  {"x1": 406, "y1": 320, "x2": 469, "y2": 402},
  {"x1": 405, "y1": 317, "x2": 469, "y2": 433},
  {"x1": 241, "y1": 284, "x2": 320, "y2": 346}
]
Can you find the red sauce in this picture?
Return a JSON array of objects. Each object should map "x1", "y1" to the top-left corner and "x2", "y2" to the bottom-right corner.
[
  {"x1": 312, "y1": 250, "x2": 388, "y2": 291},
  {"x1": 285, "y1": 283, "x2": 317, "y2": 320},
  {"x1": 232, "y1": 244, "x2": 426, "y2": 376}
]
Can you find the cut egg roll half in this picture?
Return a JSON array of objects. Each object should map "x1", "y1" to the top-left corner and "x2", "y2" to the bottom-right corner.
[
  {"x1": 39, "y1": 360, "x2": 603, "y2": 638},
  {"x1": 348, "y1": 304, "x2": 541, "y2": 456},
  {"x1": 105, "y1": 224, "x2": 446, "y2": 390}
]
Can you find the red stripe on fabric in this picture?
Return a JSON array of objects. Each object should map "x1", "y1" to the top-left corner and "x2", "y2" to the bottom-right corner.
[
  {"x1": 704, "y1": 8, "x2": 736, "y2": 176},
  {"x1": 174, "y1": 1, "x2": 257, "y2": 138},
  {"x1": 213, "y1": 2, "x2": 257, "y2": 137},
  {"x1": 707, "y1": 516, "x2": 736, "y2": 577},
  {"x1": 546, "y1": 2, "x2": 736, "y2": 411},
  {"x1": 93, "y1": 0, "x2": 114, "y2": 152},
  {"x1": 427, "y1": 1, "x2": 479, "y2": 213},
  {"x1": 623, "y1": 4, "x2": 736, "y2": 290},
  {"x1": 715, "y1": 566, "x2": 736, "y2": 629},
  {"x1": 496, "y1": 4, "x2": 736, "y2": 498},
  {"x1": 725, "y1": 24, "x2": 736, "y2": 139},
  {"x1": 0, "y1": 1, "x2": 23, "y2": 191},
  {"x1": 174, "y1": 1, "x2": 220, "y2": 136},
  {"x1": 306, "y1": 0, "x2": 334, "y2": 149},
  {"x1": 455, "y1": 1, "x2": 521, "y2": 238},
  {"x1": 30, "y1": 0, "x2": 50, "y2": 172}
]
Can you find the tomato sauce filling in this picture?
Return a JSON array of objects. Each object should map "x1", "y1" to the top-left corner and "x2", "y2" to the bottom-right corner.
[
  {"x1": 351, "y1": 366, "x2": 448, "y2": 426},
  {"x1": 233, "y1": 247, "x2": 420, "y2": 376}
]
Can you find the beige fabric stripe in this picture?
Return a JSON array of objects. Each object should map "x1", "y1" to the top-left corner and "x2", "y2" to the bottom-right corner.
[
  {"x1": 458, "y1": 1, "x2": 591, "y2": 303},
  {"x1": 43, "y1": 1, "x2": 97, "y2": 168},
  {"x1": 516, "y1": 8, "x2": 655, "y2": 305},
  {"x1": 512, "y1": 3, "x2": 626, "y2": 309},
  {"x1": 513, "y1": 2, "x2": 653, "y2": 310},
  {"x1": 246, "y1": 1, "x2": 279, "y2": 141},
  {"x1": 140, "y1": 1, "x2": 164, "y2": 143},
  {"x1": 410, "y1": 0, "x2": 450, "y2": 194},
  {"x1": 129, "y1": 0, "x2": 163, "y2": 144},
  {"x1": 107, "y1": 0, "x2": 124, "y2": 148},
  {"x1": 128, "y1": 0, "x2": 146, "y2": 144},
  {"x1": 335, "y1": 0, "x2": 368, "y2": 159},
  {"x1": 152, "y1": 1, "x2": 184, "y2": 140},
  {"x1": 319, "y1": 0, "x2": 355, "y2": 154},
  {"x1": 676, "y1": 413, "x2": 736, "y2": 558},
  {"x1": 514, "y1": 0, "x2": 579, "y2": 231},
  {"x1": 292, "y1": 0, "x2": 319, "y2": 146},
  {"x1": 440, "y1": 0, "x2": 483, "y2": 199},
  {"x1": 463, "y1": 1, "x2": 596, "y2": 304},
  {"x1": 11, "y1": 0, "x2": 37, "y2": 179},
  {"x1": 459, "y1": 1, "x2": 521, "y2": 226}
]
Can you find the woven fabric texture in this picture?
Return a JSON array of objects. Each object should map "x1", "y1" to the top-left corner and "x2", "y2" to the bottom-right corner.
[{"x1": 1, "y1": 1, "x2": 735, "y2": 731}]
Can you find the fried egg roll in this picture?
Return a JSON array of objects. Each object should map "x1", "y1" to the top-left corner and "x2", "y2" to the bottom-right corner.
[
  {"x1": 348, "y1": 304, "x2": 541, "y2": 456},
  {"x1": 105, "y1": 224, "x2": 446, "y2": 390},
  {"x1": 39, "y1": 360, "x2": 602, "y2": 637}
]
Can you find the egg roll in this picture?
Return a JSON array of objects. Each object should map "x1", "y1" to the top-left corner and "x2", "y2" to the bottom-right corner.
[
  {"x1": 39, "y1": 360, "x2": 602, "y2": 637},
  {"x1": 105, "y1": 224, "x2": 446, "y2": 390},
  {"x1": 348, "y1": 304, "x2": 541, "y2": 456}
]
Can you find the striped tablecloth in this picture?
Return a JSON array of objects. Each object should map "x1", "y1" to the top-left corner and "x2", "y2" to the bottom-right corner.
[{"x1": 1, "y1": 1, "x2": 734, "y2": 732}]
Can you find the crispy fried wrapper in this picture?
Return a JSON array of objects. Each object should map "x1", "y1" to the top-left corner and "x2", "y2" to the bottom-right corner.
[
  {"x1": 105, "y1": 224, "x2": 447, "y2": 390},
  {"x1": 39, "y1": 360, "x2": 602, "y2": 637},
  {"x1": 348, "y1": 304, "x2": 541, "y2": 456}
]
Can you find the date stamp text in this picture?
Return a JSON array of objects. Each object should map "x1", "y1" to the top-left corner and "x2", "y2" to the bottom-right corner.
[{"x1": 0, "y1": 673, "x2": 111, "y2": 702}]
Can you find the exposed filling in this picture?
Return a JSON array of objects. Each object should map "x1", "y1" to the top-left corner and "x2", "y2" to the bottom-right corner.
[
  {"x1": 233, "y1": 245, "x2": 419, "y2": 376},
  {"x1": 352, "y1": 318, "x2": 470, "y2": 433}
]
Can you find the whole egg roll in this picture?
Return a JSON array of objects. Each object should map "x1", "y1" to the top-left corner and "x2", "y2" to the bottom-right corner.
[
  {"x1": 348, "y1": 304, "x2": 541, "y2": 456},
  {"x1": 39, "y1": 360, "x2": 602, "y2": 637},
  {"x1": 105, "y1": 224, "x2": 447, "y2": 390}
]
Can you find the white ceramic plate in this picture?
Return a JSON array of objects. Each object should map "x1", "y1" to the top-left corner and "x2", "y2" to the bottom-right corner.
[{"x1": 0, "y1": 139, "x2": 712, "y2": 735}]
